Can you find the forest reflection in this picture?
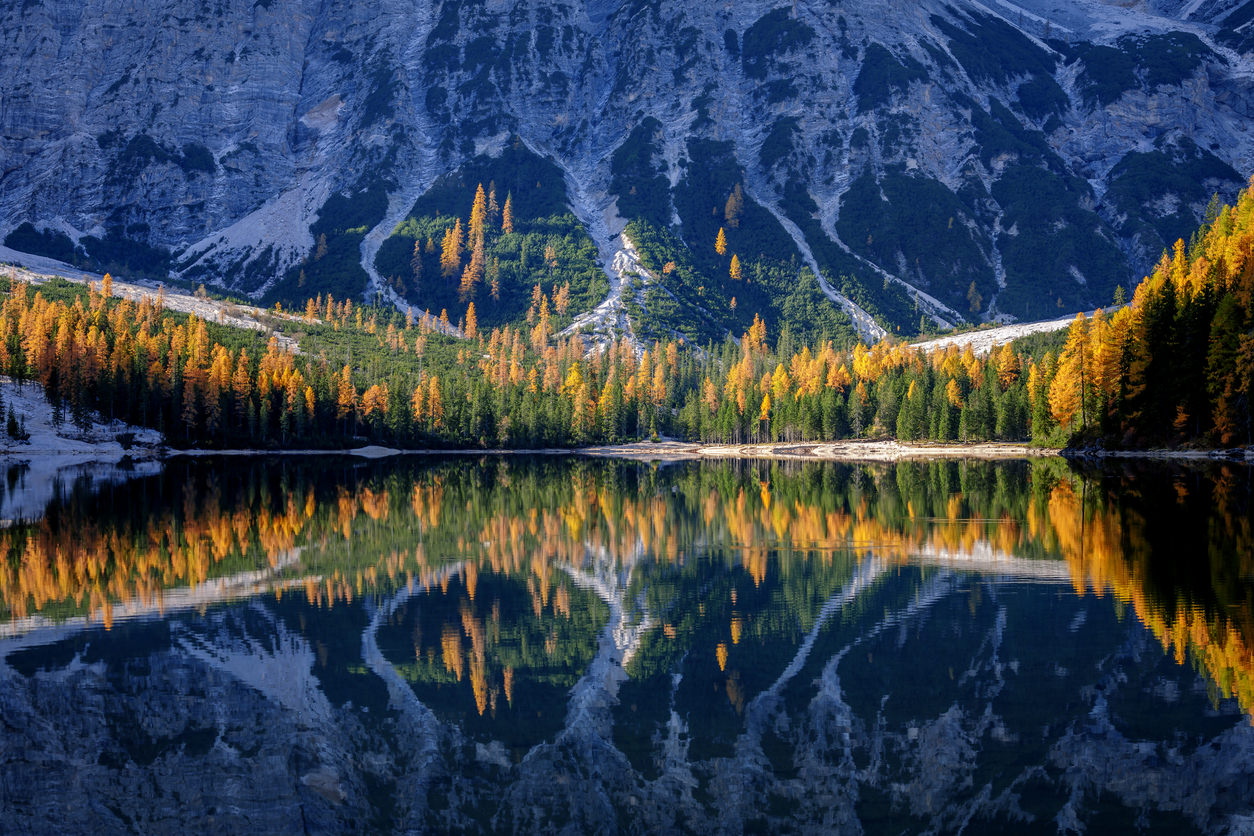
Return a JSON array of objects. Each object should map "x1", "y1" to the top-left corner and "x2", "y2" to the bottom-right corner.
[{"x1": 0, "y1": 455, "x2": 1250, "y2": 718}]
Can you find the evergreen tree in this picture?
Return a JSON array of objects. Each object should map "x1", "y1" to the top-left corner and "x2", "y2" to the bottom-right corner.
[
  {"x1": 441, "y1": 220, "x2": 463, "y2": 279},
  {"x1": 411, "y1": 241, "x2": 424, "y2": 291},
  {"x1": 724, "y1": 185, "x2": 744, "y2": 229},
  {"x1": 502, "y1": 193, "x2": 515, "y2": 235}
]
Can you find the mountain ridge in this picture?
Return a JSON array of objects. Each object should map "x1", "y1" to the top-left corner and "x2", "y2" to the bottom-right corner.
[{"x1": 2, "y1": 0, "x2": 1252, "y2": 338}]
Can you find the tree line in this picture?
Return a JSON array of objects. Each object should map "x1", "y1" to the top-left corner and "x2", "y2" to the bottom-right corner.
[
  {"x1": 5, "y1": 180, "x2": 1254, "y2": 451},
  {"x1": 0, "y1": 272, "x2": 1080, "y2": 449},
  {"x1": 1046, "y1": 185, "x2": 1254, "y2": 447}
]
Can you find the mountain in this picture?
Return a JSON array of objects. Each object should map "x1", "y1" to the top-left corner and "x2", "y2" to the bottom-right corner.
[{"x1": 2, "y1": 0, "x2": 1253, "y2": 342}]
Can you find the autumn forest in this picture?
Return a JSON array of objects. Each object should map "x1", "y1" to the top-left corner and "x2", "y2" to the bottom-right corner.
[{"x1": 3, "y1": 179, "x2": 1254, "y2": 451}]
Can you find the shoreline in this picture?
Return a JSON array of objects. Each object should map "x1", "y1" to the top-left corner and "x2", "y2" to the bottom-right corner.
[
  {"x1": 5, "y1": 439, "x2": 1251, "y2": 465},
  {"x1": 166, "y1": 439, "x2": 1252, "y2": 462},
  {"x1": 164, "y1": 440, "x2": 1058, "y2": 462},
  {"x1": 576, "y1": 440, "x2": 1062, "y2": 462}
]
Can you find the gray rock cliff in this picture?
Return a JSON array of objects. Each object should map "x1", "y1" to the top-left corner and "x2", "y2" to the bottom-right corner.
[{"x1": 2, "y1": 0, "x2": 1253, "y2": 326}]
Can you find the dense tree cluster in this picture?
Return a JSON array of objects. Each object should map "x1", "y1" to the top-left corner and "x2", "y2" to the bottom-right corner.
[
  {"x1": 6, "y1": 181, "x2": 1254, "y2": 451},
  {"x1": 0, "y1": 271, "x2": 1044, "y2": 448},
  {"x1": 1044, "y1": 183, "x2": 1254, "y2": 447},
  {"x1": 375, "y1": 145, "x2": 608, "y2": 335},
  {"x1": 0, "y1": 278, "x2": 331, "y2": 445}
]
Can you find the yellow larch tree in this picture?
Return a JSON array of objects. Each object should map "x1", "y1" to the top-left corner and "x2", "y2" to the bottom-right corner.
[
  {"x1": 468, "y1": 183, "x2": 487, "y2": 245},
  {"x1": 702, "y1": 376, "x2": 719, "y2": 413},
  {"x1": 427, "y1": 377, "x2": 444, "y2": 430},
  {"x1": 459, "y1": 258, "x2": 480, "y2": 303},
  {"x1": 946, "y1": 378, "x2": 963, "y2": 408},
  {"x1": 440, "y1": 219, "x2": 463, "y2": 278},
  {"x1": 336, "y1": 365, "x2": 356, "y2": 427},
  {"x1": 995, "y1": 342, "x2": 1020, "y2": 388},
  {"x1": 502, "y1": 193, "x2": 514, "y2": 234},
  {"x1": 1048, "y1": 314, "x2": 1089, "y2": 429}
]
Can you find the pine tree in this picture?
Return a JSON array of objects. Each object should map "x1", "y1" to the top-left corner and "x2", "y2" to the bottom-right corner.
[
  {"x1": 1049, "y1": 315, "x2": 1089, "y2": 431},
  {"x1": 967, "y1": 281, "x2": 983, "y2": 315},
  {"x1": 747, "y1": 313, "x2": 766, "y2": 353},
  {"x1": 502, "y1": 193, "x2": 515, "y2": 234},
  {"x1": 459, "y1": 259, "x2": 480, "y2": 303},
  {"x1": 729, "y1": 254, "x2": 742, "y2": 281},
  {"x1": 702, "y1": 377, "x2": 718, "y2": 414},
  {"x1": 1207, "y1": 295, "x2": 1246, "y2": 444},
  {"x1": 724, "y1": 185, "x2": 744, "y2": 229},
  {"x1": 465, "y1": 302, "x2": 478, "y2": 338},
  {"x1": 1088, "y1": 308, "x2": 1124, "y2": 427},
  {"x1": 410, "y1": 240, "x2": 424, "y2": 291},
  {"x1": 715, "y1": 227, "x2": 727, "y2": 256},
  {"x1": 440, "y1": 220, "x2": 463, "y2": 278},
  {"x1": 411, "y1": 380, "x2": 427, "y2": 425},
  {"x1": 336, "y1": 365, "x2": 356, "y2": 432},
  {"x1": 469, "y1": 183, "x2": 488, "y2": 245},
  {"x1": 995, "y1": 343, "x2": 1020, "y2": 388},
  {"x1": 487, "y1": 182, "x2": 500, "y2": 228},
  {"x1": 553, "y1": 282, "x2": 571, "y2": 316},
  {"x1": 232, "y1": 348, "x2": 252, "y2": 428},
  {"x1": 488, "y1": 258, "x2": 501, "y2": 302},
  {"x1": 6, "y1": 405, "x2": 25, "y2": 441},
  {"x1": 427, "y1": 377, "x2": 444, "y2": 430}
]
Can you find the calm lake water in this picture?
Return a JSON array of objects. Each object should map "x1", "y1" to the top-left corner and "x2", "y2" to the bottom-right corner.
[{"x1": 1, "y1": 455, "x2": 1252, "y2": 835}]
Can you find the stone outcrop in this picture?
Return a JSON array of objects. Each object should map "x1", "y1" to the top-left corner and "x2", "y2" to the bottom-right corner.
[{"x1": 1, "y1": 0, "x2": 1251, "y2": 321}]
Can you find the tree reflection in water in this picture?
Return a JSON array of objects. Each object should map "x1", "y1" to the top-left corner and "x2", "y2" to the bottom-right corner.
[{"x1": 0, "y1": 455, "x2": 1251, "y2": 833}]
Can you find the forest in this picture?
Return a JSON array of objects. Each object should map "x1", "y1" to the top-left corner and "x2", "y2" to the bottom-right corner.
[{"x1": 1, "y1": 179, "x2": 1252, "y2": 451}]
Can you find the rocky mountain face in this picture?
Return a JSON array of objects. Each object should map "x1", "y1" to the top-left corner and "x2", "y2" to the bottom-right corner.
[{"x1": 2, "y1": 0, "x2": 1254, "y2": 336}]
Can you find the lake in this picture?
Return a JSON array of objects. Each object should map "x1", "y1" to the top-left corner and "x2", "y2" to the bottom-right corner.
[{"x1": 1, "y1": 455, "x2": 1251, "y2": 834}]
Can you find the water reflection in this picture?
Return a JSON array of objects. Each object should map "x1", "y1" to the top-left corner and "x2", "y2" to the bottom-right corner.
[{"x1": 0, "y1": 455, "x2": 1251, "y2": 833}]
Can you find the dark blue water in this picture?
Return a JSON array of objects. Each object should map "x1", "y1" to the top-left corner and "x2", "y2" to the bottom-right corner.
[{"x1": 1, "y1": 455, "x2": 1250, "y2": 834}]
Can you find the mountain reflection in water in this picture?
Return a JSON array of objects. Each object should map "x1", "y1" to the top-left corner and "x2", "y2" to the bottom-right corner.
[{"x1": 0, "y1": 455, "x2": 1251, "y2": 834}]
